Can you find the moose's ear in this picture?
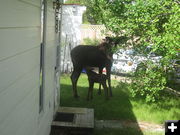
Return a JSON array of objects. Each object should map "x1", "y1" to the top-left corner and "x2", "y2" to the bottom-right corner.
[
  {"x1": 105, "y1": 36, "x2": 111, "y2": 40},
  {"x1": 105, "y1": 37, "x2": 111, "y2": 43}
]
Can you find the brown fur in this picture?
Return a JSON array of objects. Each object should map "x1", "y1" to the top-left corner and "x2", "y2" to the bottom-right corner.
[
  {"x1": 70, "y1": 37, "x2": 122, "y2": 98},
  {"x1": 85, "y1": 67, "x2": 108, "y2": 100}
]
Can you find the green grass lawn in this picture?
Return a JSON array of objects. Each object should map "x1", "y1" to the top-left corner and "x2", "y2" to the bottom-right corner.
[
  {"x1": 60, "y1": 74, "x2": 180, "y2": 124},
  {"x1": 60, "y1": 74, "x2": 179, "y2": 135}
]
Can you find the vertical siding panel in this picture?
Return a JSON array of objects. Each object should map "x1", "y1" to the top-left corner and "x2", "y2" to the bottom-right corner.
[
  {"x1": 37, "y1": 0, "x2": 57, "y2": 135},
  {"x1": 44, "y1": 0, "x2": 56, "y2": 120}
]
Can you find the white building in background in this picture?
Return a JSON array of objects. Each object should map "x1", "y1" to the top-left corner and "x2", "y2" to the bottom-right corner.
[
  {"x1": 61, "y1": 4, "x2": 86, "y2": 46},
  {"x1": 60, "y1": 4, "x2": 86, "y2": 73}
]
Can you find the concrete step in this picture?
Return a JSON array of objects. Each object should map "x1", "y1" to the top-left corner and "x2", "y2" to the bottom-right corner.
[{"x1": 50, "y1": 107, "x2": 94, "y2": 135}]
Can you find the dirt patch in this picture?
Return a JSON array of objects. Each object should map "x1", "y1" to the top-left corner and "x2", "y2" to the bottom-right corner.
[{"x1": 95, "y1": 120, "x2": 164, "y2": 132}]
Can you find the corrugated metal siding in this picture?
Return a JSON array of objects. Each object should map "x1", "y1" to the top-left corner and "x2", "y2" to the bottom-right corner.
[{"x1": 0, "y1": 0, "x2": 57, "y2": 135}]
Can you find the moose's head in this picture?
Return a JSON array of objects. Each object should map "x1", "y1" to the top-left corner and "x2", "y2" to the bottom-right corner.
[
  {"x1": 103, "y1": 36, "x2": 128, "y2": 47},
  {"x1": 100, "y1": 36, "x2": 128, "y2": 56}
]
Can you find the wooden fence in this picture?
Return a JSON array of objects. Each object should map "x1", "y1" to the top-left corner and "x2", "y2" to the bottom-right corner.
[{"x1": 80, "y1": 24, "x2": 106, "y2": 43}]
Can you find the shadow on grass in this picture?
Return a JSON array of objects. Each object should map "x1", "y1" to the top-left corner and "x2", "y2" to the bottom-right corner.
[{"x1": 60, "y1": 82, "x2": 143, "y2": 135}]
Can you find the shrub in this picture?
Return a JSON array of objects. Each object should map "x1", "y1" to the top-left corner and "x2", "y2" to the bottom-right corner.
[{"x1": 130, "y1": 61, "x2": 167, "y2": 102}]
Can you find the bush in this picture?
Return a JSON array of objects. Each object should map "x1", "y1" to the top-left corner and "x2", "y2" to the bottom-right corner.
[{"x1": 130, "y1": 61, "x2": 167, "y2": 102}]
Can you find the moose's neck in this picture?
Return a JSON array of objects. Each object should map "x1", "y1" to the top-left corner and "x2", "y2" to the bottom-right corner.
[{"x1": 98, "y1": 43, "x2": 113, "y2": 62}]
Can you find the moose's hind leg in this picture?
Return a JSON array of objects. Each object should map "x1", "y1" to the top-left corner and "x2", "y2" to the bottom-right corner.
[
  {"x1": 87, "y1": 81, "x2": 94, "y2": 101},
  {"x1": 70, "y1": 68, "x2": 82, "y2": 98},
  {"x1": 102, "y1": 81, "x2": 109, "y2": 100},
  {"x1": 98, "y1": 67, "x2": 103, "y2": 95}
]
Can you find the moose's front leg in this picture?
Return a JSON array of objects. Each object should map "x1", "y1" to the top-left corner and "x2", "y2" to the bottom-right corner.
[
  {"x1": 98, "y1": 67, "x2": 103, "y2": 95},
  {"x1": 106, "y1": 63, "x2": 112, "y2": 97},
  {"x1": 107, "y1": 73, "x2": 112, "y2": 97}
]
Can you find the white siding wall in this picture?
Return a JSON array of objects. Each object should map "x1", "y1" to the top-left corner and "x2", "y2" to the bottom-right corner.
[{"x1": 0, "y1": 0, "x2": 57, "y2": 135}]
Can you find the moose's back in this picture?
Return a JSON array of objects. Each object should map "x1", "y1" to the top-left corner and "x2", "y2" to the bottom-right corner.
[{"x1": 71, "y1": 45, "x2": 108, "y2": 67}]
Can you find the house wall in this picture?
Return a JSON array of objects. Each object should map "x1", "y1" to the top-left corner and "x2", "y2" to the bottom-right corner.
[{"x1": 0, "y1": 0, "x2": 58, "y2": 135}]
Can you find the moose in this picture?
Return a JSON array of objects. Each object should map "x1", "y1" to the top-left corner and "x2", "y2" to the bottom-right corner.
[
  {"x1": 85, "y1": 67, "x2": 108, "y2": 100},
  {"x1": 70, "y1": 36, "x2": 125, "y2": 98}
]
